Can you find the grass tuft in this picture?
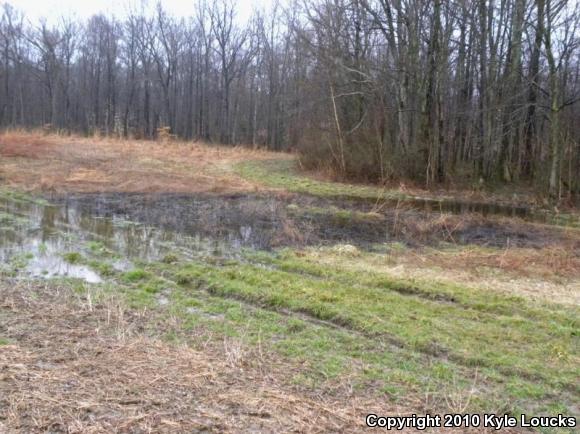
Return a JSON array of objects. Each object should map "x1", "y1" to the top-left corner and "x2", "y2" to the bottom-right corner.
[{"x1": 62, "y1": 252, "x2": 83, "y2": 264}]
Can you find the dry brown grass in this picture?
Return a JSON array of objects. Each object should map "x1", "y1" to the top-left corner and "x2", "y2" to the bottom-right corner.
[
  {"x1": 0, "y1": 281, "x2": 405, "y2": 433},
  {"x1": 0, "y1": 130, "x2": 288, "y2": 194},
  {"x1": 308, "y1": 243, "x2": 580, "y2": 305},
  {"x1": 405, "y1": 244, "x2": 580, "y2": 304},
  {"x1": 392, "y1": 211, "x2": 466, "y2": 244},
  {"x1": 0, "y1": 131, "x2": 54, "y2": 159},
  {"x1": 424, "y1": 245, "x2": 580, "y2": 280},
  {"x1": 396, "y1": 212, "x2": 580, "y2": 281},
  {"x1": 0, "y1": 281, "x2": 526, "y2": 434}
]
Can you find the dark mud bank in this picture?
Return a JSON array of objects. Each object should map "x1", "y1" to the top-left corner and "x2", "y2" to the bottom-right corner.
[
  {"x1": 45, "y1": 192, "x2": 574, "y2": 250},
  {"x1": 1, "y1": 191, "x2": 576, "y2": 282}
]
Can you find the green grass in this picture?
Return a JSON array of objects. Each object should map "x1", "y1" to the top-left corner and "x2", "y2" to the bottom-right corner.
[
  {"x1": 86, "y1": 241, "x2": 116, "y2": 257},
  {"x1": 2, "y1": 187, "x2": 571, "y2": 418},
  {"x1": 8, "y1": 252, "x2": 33, "y2": 270},
  {"x1": 124, "y1": 249, "x2": 578, "y2": 419},
  {"x1": 161, "y1": 252, "x2": 180, "y2": 264},
  {"x1": 167, "y1": 257, "x2": 576, "y2": 376},
  {"x1": 0, "y1": 186, "x2": 577, "y2": 426},
  {"x1": 67, "y1": 250, "x2": 579, "y2": 422},
  {"x1": 7, "y1": 232, "x2": 580, "y2": 426},
  {"x1": 0, "y1": 212, "x2": 18, "y2": 225},
  {"x1": 235, "y1": 159, "x2": 407, "y2": 201},
  {"x1": 87, "y1": 260, "x2": 115, "y2": 277},
  {"x1": 122, "y1": 268, "x2": 150, "y2": 282},
  {"x1": 0, "y1": 188, "x2": 48, "y2": 205},
  {"x1": 62, "y1": 252, "x2": 83, "y2": 264},
  {"x1": 0, "y1": 210, "x2": 32, "y2": 228}
]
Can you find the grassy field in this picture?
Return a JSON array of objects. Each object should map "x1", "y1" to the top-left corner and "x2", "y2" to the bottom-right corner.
[
  {"x1": 0, "y1": 131, "x2": 578, "y2": 432},
  {"x1": 78, "y1": 248, "x2": 580, "y2": 416}
]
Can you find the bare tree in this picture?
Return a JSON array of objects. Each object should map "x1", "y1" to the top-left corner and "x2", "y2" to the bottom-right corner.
[{"x1": 0, "y1": 0, "x2": 579, "y2": 198}]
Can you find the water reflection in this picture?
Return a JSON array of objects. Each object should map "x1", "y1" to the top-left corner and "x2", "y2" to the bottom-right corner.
[
  {"x1": 1, "y1": 194, "x2": 286, "y2": 282},
  {"x1": 0, "y1": 192, "x2": 570, "y2": 283}
]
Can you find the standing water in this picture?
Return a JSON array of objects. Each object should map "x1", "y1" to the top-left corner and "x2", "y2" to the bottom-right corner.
[{"x1": 0, "y1": 192, "x2": 573, "y2": 283}]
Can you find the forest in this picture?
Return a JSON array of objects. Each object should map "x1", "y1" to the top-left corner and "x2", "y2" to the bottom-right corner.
[{"x1": 1, "y1": 0, "x2": 579, "y2": 198}]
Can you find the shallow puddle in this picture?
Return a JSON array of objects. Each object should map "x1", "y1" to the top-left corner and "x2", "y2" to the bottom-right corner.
[
  {"x1": 0, "y1": 194, "x2": 275, "y2": 282},
  {"x1": 395, "y1": 197, "x2": 532, "y2": 218},
  {"x1": 0, "y1": 192, "x2": 573, "y2": 283}
]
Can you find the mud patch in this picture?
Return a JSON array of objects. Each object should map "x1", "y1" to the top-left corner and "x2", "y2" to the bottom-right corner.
[
  {"x1": 0, "y1": 191, "x2": 576, "y2": 283},
  {"x1": 50, "y1": 193, "x2": 576, "y2": 249}
]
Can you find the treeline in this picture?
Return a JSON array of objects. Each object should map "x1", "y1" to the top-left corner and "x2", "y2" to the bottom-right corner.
[{"x1": 1, "y1": 1, "x2": 579, "y2": 198}]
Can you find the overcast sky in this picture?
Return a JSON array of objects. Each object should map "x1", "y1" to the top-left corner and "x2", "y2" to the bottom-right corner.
[
  {"x1": 9, "y1": 0, "x2": 276, "y2": 23},
  {"x1": 9, "y1": 0, "x2": 580, "y2": 26}
]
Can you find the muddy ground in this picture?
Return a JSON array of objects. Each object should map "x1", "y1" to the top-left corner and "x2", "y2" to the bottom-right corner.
[
  {"x1": 38, "y1": 192, "x2": 580, "y2": 250},
  {"x1": 0, "y1": 132, "x2": 578, "y2": 433}
]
